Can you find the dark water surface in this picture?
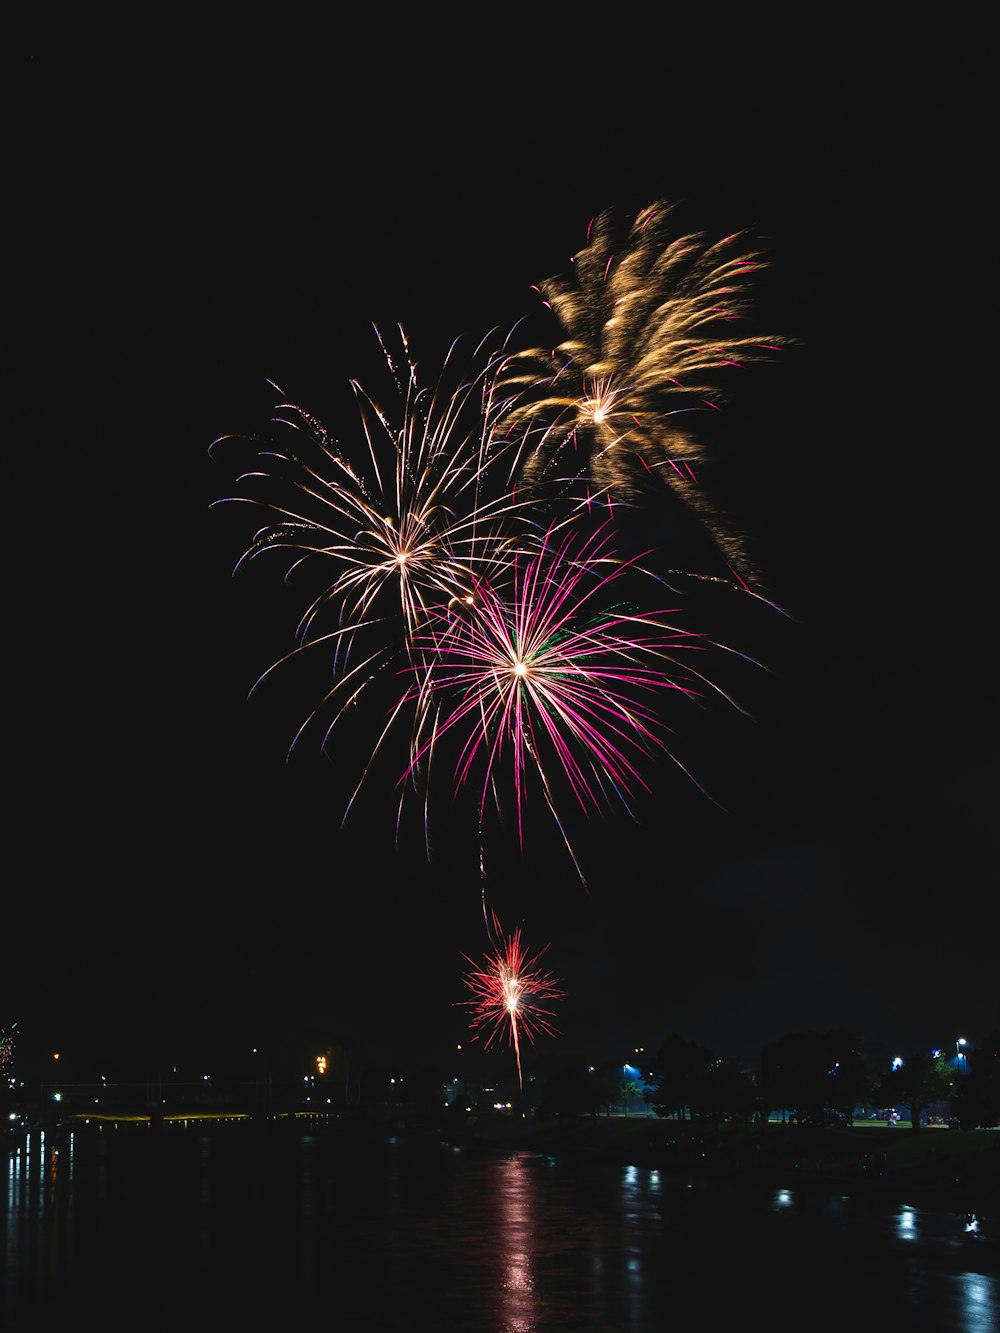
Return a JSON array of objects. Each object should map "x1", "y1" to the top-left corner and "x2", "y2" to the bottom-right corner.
[{"x1": 4, "y1": 1122, "x2": 997, "y2": 1331}]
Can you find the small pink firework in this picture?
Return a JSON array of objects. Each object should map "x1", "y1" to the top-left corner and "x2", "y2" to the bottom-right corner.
[
  {"x1": 459, "y1": 912, "x2": 563, "y2": 1090},
  {"x1": 0, "y1": 1024, "x2": 15, "y2": 1075}
]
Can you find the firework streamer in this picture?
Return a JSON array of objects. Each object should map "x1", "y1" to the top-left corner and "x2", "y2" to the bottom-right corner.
[
  {"x1": 211, "y1": 324, "x2": 528, "y2": 662},
  {"x1": 496, "y1": 200, "x2": 786, "y2": 577}
]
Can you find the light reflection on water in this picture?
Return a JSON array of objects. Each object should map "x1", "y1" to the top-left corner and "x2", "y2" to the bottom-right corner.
[
  {"x1": 498, "y1": 1153, "x2": 536, "y2": 1332},
  {"x1": 3, "y1": 1125, "x2": 997, "y2": 1331}
]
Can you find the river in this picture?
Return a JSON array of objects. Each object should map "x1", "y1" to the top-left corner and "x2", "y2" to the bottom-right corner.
[{"x1": 3, "y1": 1121, "x2": 996, "y2": 1330}]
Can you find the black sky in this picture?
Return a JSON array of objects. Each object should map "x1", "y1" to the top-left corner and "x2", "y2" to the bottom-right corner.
[{"x1": 11, "y1": 18, "x2": 997, "y2": 1079}]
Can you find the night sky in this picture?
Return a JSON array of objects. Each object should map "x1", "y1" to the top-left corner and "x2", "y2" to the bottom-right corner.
[{"x1": 12, "y1": 19, "x2": 996, "y2": 1082}]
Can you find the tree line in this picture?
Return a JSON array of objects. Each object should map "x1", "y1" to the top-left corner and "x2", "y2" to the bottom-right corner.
[{"x1": 533, "y1": 1027, "x2": 1000, "y2": 1131}]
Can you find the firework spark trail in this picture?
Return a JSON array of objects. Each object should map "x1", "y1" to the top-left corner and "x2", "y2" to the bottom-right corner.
[
  {"x1": 404, "y1": 520, "x2": 746, "y2": 880},
  {"x1": 496, "y1": 199, "x2": 786, "y2": 576},
  {"x1": 459, "y1": 911, "x2": 562, "y2": 1090},
  {"x1": 210, "y1": 324, "x2": 533, "y2": 685}
]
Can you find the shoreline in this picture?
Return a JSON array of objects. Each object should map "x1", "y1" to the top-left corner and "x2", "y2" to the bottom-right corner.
[
  {"x1": 439, "y1": 1113, "x2": 1000, "y2": 1215},
  {"x1": 9, "y1": 1106, "x2": 998, "y2": 1216}
]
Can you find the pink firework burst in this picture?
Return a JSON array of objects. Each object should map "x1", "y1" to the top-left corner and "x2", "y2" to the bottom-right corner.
[
  {"x1": 406, "y1": 519, "x2": 739, "y2": 880},
  {"x1": 459, "y1": 913, "x2": 563, "y2": 1090}
]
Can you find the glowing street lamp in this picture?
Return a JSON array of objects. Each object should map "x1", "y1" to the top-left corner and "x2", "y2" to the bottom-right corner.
[{"x1": 956, "y1": 1038, "x2": 967, "y2": 1075}]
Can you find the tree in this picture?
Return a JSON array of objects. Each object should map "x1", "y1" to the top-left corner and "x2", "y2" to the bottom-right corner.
[
  {"x1": 950, "y1": 1030, "x2": 1000, "y2": 1130},
  {"x1": 618, "y1": 1070, "x2": 645, "y2": 1116},
  {"x1": 535, "y1": 1063, "x2": 619, "y2": 1120},
  {"x1": 695, "y1": 1057, "x2": 757, "y2": 1124},
  {"x1": 644, "y1": 1035, "x2": 714, "y2": 1120},
  {"x1": 877, "y1": 1052, "x2": 953, "y2": 1131},
  {"x1": 759, "y1": 1030, "x2": 871, "y2": 1125}
]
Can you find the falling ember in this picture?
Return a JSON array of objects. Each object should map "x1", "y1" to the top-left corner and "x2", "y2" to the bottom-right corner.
[{"x1": 459, "y1": 912, "x2": 563, "y2": 1090}]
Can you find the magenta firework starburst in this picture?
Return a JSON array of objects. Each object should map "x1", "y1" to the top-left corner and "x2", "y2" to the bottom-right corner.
[
  {"x1": 459, "y1": 912, "x2": 562, "y2": 1089},
  {"x1": 405, "y1": 520, "x2": 738, "y2": 878}
]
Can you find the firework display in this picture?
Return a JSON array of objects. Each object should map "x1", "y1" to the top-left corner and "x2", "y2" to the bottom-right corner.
[
  {"x1": 213, "y1": 201, "x2": 783, "y2": 1039},
  {"x1": 459, "y1": 912, "x2": 563, "y2": 1089},
  {"x1": 213, "y1": 204, "x2": 779, "y2": 869}
]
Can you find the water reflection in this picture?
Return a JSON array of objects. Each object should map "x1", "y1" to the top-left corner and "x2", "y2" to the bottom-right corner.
[
  {"x1": 497, "y1": 1155, "x2": 536, "y2": 1332},
  {"x1": 5, "y1": 1128, "x2": 74, "y2": 1311},
  {"x1": 618, "y1": 1162, "x2": 658, "y2": 1330},
  {"x1": 953, "y1": 1272, "x2": 998, "y2": 1333},
  {"x1": 3, "y1": 1126, "x2": 996, "y2": 1331}
]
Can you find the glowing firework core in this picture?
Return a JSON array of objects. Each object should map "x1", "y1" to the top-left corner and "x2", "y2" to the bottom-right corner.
[{"x1": 581, "y1": 378, "x2": 620, "y2": 426}]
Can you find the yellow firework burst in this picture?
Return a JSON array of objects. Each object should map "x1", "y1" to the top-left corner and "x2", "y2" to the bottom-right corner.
[{"x1": 497, "y1": 200, "x2": 785, "y2": 576}]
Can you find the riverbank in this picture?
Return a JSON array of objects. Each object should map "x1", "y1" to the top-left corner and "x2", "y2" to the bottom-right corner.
[
  {"x1": 444, "y1": 1113, "x2": 1000, "y2": 1214},
  {"x1": 9, "y1": 1102, "x2": 997, "y2": 1215}
]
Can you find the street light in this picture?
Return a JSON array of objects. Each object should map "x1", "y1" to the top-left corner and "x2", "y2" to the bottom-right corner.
[{"x1": 956, "y1": 1038, "x2": 967, "y2": 1075}]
